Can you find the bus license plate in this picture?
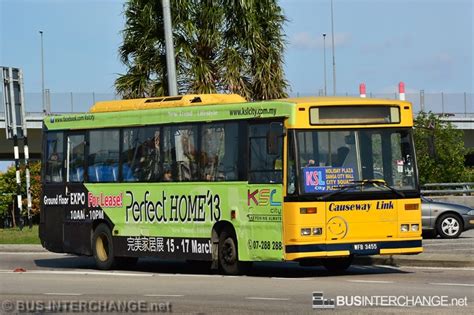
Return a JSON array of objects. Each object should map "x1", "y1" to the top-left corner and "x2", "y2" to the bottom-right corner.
[{"x1": 352, "y1": 243, "x2": 378, "y2": 254}]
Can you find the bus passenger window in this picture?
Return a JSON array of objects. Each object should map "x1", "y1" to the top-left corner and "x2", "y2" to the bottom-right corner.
[
  {"x1": 122, "y1": 127, "x2": 162, "y2": 182},
  {"x1": 175, "y1": 126, "x2": 198, "y2": 181},
  {"x1": 88, "y1": 129, "x2": 120, "y2": 182},
  {"x1": 67, "y1": 134, "x2": 85, "y2": 182},
  {"x1": 201, "y1": 124, "x2": 227, "y2": 181},
  {"x1": 45, "y1": 132, "x2": 64, "y2": 183},
  {"x1": 162, "y1": 126, "x2": 176, "y2": 182}
]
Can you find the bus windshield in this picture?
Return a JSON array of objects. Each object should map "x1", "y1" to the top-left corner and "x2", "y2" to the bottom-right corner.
[{"x1": 290, "y1": 128, "x2": 417, "y2": 196}]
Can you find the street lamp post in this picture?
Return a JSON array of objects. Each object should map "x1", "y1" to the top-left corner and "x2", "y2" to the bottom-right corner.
[
  {"x1": 162, "y1": 0, "x2": 178, "y2": 96},
  {"x1": 39, "y1": 31, "x2": 45, "y2": 112},
  {"x1": 330, "y1": 0, "x2": 337, "y2": 96},
  {"x1": 323, "y1": 33, "x2": 327, "y2": 96}
]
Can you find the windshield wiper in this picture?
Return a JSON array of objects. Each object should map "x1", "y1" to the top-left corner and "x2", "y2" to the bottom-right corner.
[
  {"x1": 317, "y1": 182, "x2": 364, "y2": 201},
  {"x1": 317, "y1": 179, "x2": 405, "y2": 201},
  {"x1": 353, "y1": 179, "x2": 405, "y2": 198}
]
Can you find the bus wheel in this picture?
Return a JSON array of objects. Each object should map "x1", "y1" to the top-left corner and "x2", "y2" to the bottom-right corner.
[
  {"x1": 92, "y1": 224, "x2": 116, "y2": 270},
  {"x1": 322, "y1": 256, "x2": 353, "y2": 273},
  {"x1": 218, "y1": 229, "x2": 246, "y2": 275}
]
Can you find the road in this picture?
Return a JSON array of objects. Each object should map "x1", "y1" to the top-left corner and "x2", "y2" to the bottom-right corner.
[
  {"x1": 0, "y1": 251, "x2": 473, "y2": 314},
  {"x1": 422, "y1": 229, "x2": 474, "y2": 256}
]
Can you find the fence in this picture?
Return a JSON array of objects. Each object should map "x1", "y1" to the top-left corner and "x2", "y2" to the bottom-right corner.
[
  {"x1": 421, "y1": 182, "x2": 474, "y2": 196},
  {"x1": 0, "y1": 91, "x2": 472, "y2": 115}
]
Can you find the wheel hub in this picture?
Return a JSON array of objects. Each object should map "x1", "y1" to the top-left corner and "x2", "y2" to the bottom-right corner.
[{"x1": 441, "y1": 218, "x2": 460, "y2": 236}]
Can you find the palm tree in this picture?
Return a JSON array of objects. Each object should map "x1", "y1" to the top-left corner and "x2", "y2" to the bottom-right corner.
[{"x1": 115, "y1": 0, "x2": 288, "y2": 100}]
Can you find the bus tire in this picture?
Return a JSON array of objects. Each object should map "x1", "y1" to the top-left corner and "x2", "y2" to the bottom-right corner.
[
  {"x1": 92, "y1": 224, "x2": 116, "y2": 270},
  {"x1": 322, "y1": 256, "x2": 353, "y2": 273},
  {"x1": 218, "y1": 229, "x2": 246, "y2": 275}
]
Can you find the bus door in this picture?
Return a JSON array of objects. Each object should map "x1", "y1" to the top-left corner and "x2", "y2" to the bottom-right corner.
[{"x1": 247, "y1": 121, "x2": 285, "y2": 261}]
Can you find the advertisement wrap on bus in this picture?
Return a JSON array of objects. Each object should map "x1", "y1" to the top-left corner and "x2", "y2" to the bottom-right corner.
[{"x1": 40, "y1": 94, "x2": 422, "y2": 274}]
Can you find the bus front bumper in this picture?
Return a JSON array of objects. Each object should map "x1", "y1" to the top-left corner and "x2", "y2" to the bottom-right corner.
[{"x1": 284, "y1": 239, "x2": 423, "y2": 261}]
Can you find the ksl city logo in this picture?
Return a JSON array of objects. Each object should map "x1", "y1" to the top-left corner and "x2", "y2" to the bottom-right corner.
[{"x1": 247, "y1": 189, "x2": 281, "y2": 207}]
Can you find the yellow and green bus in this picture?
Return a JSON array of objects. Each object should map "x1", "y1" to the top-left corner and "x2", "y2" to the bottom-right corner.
[{"x1": 39, "y1": 94, "x2": 422, "y2": 274}]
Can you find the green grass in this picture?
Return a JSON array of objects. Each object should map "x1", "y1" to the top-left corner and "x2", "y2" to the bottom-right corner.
[{"x1": 0, "y1": 225, "x2": 40, "y2": 244}]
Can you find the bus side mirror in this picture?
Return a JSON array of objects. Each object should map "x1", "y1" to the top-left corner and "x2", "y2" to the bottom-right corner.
[{"x1": 267, "y1": 122, "x2": 284, "y2": 155}]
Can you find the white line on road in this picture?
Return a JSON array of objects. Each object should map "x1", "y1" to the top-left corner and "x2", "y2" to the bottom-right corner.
[
  {"x1": 429, "y1": 282, "x2": 474, "y2": 287},
  {"x1": 157, "y1": 274, "x2": 221, "y2": 278},
  {"x1": 401, "y1": 266, "x2": 474, "y2": 271},
  {"x1": 271, "y1": 277, "x2": 310, "y2": 281},
  {"x1": 246, "y1": 297, "x2": 290, "y2": 301},
  {"x1": 44, "y1": 293, "x2": 83, "y2": 296},
  {"x1": 144, "y1": 294, "x2": 184, "y2": 297},
  {"x1": 347, "y1": 280, "x2": 394, "y2": 284},
  {"x1": 0, "y1": 270, "x2": 153, "y2": 277}
]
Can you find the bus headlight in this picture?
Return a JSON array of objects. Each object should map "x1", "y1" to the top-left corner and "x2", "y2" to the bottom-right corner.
[
  {"x1": 313, "y1": 227, "x2": 323, "y2": 235},
  {"x1": 401, "y1": 224, "x2": 409, "y2": 232},
  {"x1": 411, "y1": 224, "x2": 419, "y2": 232},
  {"x1": 301, "y1": 228, "x2": 311, "y2": 236}
]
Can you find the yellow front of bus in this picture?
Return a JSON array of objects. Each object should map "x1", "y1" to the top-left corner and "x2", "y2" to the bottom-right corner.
[{"x1": 282, "y1": 98, "x2": 422, "y2": 269}]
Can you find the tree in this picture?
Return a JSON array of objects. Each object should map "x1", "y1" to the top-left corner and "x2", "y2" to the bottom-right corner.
[
  {"x1": 0, "y1": 162, "x2": 42, "y2": 227},
  {"x1": 115, "y1": 0, "x2": 288, "y2": 100},
  {"x1": 413, "y1": 112, "x2": 466, "y2": 184}
]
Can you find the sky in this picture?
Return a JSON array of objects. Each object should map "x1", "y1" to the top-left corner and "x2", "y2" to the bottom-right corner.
[
  {"x1": 0, "y1": 0, "x2": 472, "y2": 170},
  {"x1": 1, "y1": 0, "x2": 472, "y2": 99}
]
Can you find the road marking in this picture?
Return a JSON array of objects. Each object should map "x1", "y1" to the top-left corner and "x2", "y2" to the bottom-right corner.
[
  {"x1": 347, "y1": 280, "x2": 394, "y2": 284},
  {"x1": 0, "y1": 270, "x2": 153, "y2": 277},
  {"x1": 373, "y1": 265, "x2": 402, "y2": 270},
  {"x1": 429, "y1": 282, "x2": 474, "y2": 287},
  {"x1": 44, "y1": 293, "x2": 82, "y2": 296},
  {"x1": 246, "y1": 297, "x2": 290, "y2": 301},
  {"x1": 271, "y1": 277, "x2": 310, "y2": 281},
  {"x1": 401, "y1": 266, "x2": 474, "y2": 271},
  {"x1": 157, "y1": 274, "x2": 221, "y2": 278},
  {"x1": 144, "y1": 294, "x2": 184, "y2": 297}
]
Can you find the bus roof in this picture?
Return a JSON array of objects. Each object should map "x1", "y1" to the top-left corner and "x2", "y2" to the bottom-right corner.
[
  {"x1": 279, "y1": 96, "x2": 411, "y2": 106},
  {"x1": 90, "y1": 94, "x2": 246, "y2": 113},
  {"x1": 44, "y1": 95, "x2": 412, "y2": 131}
]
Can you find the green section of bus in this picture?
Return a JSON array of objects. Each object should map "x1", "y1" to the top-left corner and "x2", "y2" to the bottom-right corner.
[
  {"x1": 85, "y1": 182, "x2": 284, "y2": 261},
  {"x1": 44, "y1": 101, "x2": 295, "y2": 130}
]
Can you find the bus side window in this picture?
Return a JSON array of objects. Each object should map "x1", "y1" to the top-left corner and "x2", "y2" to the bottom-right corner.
[
  {"x1": 193, "y1": 122, "x2": 241, "y2": 182},
  {"x1": 67, "y1": 134, "x2": 85, "y2": 182},
  {"x1": 162, "y1": 126, "x2": 176, "y2": 182},
  {"x1": 175, "y1": 125, "x2": 198, "y2": 181},
  {"x1": 45, "y1": 132, "x2": 64, "y2": 183},
  {"x1": 88, "y1": 129, "x2": 120, "y2": 183}
]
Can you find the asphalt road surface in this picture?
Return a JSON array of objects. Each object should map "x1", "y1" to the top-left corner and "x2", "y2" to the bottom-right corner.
[
  {"x1": 1, "y1": 251, "x2": 473, "y2": 314},
  {"x1": 423, "y1": 229, "x2": 474, "y2": 256}
]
